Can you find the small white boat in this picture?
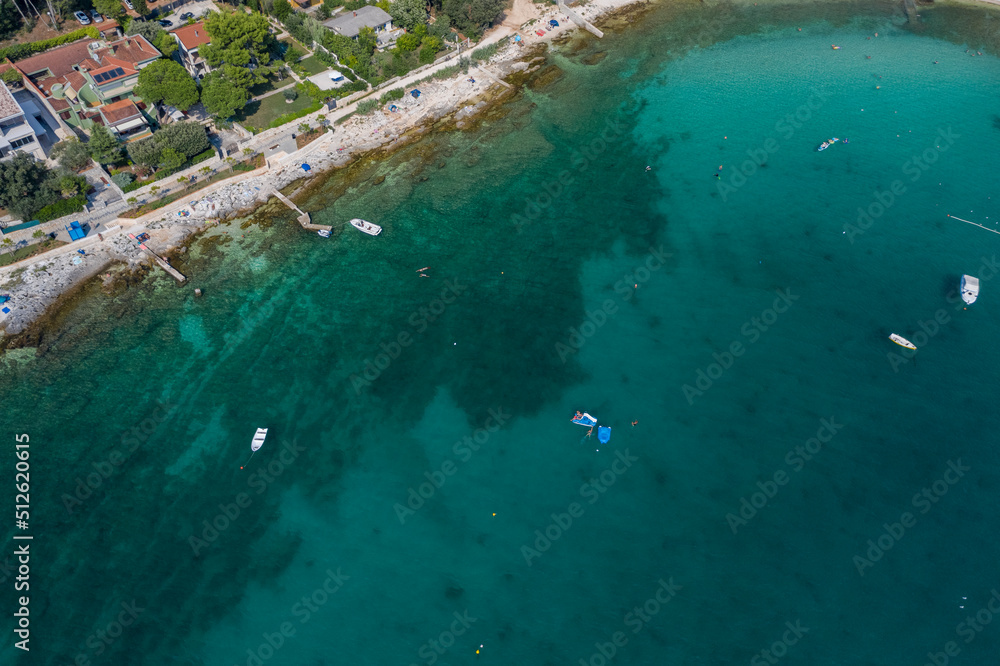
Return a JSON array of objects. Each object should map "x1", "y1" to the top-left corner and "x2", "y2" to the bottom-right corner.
[
  {"x1": 889, "y1": 333, "x2": 917, "y2": 350},
  {"x1": 350, "y1": 218, "x2": 382, "y2": 236},
  {"x1": 317, "y1": 229, "x2": 331, "y2": 238},
  {"x1": 251, "y1": 428, "x2": 268, "y2": 450},
  {"x1": 961, "y1": 275, "x2": 979, "y2": 305},
  {"x1": 817, "y1": 137, "x2": 840, "y2": 152},
  {"x1": 241, "y1": 428, "x2": 268, "y2": 469}
]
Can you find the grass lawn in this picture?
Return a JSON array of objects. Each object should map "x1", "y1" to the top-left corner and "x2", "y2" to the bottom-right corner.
[
  {"x1": 297, "y1": 56, "x2": 327, "y2": 76},
  {"x1": 0, "y1": 239, "x2": 68, "y2": 267},
  {"x1": 237, "y1": 94, "x2": 317, "y2": 132}
]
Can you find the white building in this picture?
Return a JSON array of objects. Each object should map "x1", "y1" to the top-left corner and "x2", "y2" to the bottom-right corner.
[
  {"x1": 323, "y1": 6, "x2": 393, "y2": 39},
  {"x1": 0, "y1": 81, "x2": 47, "y2": 161}
]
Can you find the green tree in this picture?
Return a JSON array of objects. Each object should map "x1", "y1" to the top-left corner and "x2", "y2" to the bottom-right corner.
[
  {"x1": 94, "y1": 0, "x2": 126, "y2": 22},
  {"x1": 200, "y1": 72, "x2": 249, "y2": 119},
  {"x1": 135, "y1": 59, "x2": 199, "y2": 110},
  {"x1": 56, "y1": 172, "x2": 87, "y2": 197},
  {"x1": 159, "y1": 147, "x2": 185, "y2": 172},
  {"x1": 357, "y1": 26, "x2": 377, "y2": 56},
  {"x1": 88, "y1": 125, "x2": 123, "y2": 165},
  {"x1": 418, "y1": 35, "x2": 442, "y2": 63},
  {"x1": 272, "y1": 0, "x2": 292, "y2": 20},
  {"x1": 201, "y1": 11, "x2": 275, "y2": 71},
  {"x1": 155, "y1": 121, "x2": 211, "y2": 158},
  {"x1": 0, "y1": 238, "x2": 13, "y2": 256},
  {"x1": 390, "y1": 0, "x2": 427, "y2": 32},
  {"x1": 0, "y1": 154, "x2": 56, "y2": 221},
  {"x1": 50, "y1": 139, "x2": 92, "y2": 171},
  {"x1": 0, "y1": 0, "x2": 23, "y2": 41},
  {"x1": 32, "y1": 229, "x2": 46, "y2": 241},
  {"x1": 132, "y1": 0, "x2": 148, "y2": 15},
  {"x1": 395, "y1": 32, "x2": 420, "y2": 52},
  {"x1": 429, "y1": 14, "x2": 451, "y2": 40},
  {"x1": 127, "y1": 136, "x2": 162, "y2": 168}
]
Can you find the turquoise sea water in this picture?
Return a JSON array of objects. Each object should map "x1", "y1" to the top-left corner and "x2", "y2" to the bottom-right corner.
[{"x1": 4, "y1": 2, "x2": 1000, "y2": 664}]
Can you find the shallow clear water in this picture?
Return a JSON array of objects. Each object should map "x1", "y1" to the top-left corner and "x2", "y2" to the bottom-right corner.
[{"x1": 3, "y1": 1, "x2": 1000, "y2": 664}]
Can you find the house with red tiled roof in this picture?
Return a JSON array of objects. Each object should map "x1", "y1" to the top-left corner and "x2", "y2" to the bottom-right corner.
[
  {"x1": 172, "y1": 22, "x2": 212, "y2": 78},
  {"x1": 14, "y1": 34, "x2": 160, "y2": 136}
]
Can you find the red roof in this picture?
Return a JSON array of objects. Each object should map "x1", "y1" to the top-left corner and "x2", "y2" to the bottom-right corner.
[
  {"x1": 173, "y1": 22, "x2": 211, "y2": 50},
  {"x1": 16, "y1": 40, "x2": 93, "y2": 85},
  {"x1": 92, "y1": 35, "x2": 159, "y2": 67},
  {"x1": 101, "y1": 98, "x2": 142, "y2": 124}
]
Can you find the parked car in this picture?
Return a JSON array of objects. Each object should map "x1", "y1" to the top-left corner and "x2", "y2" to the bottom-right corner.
[
  {"x1": 179, "y1": 11, "x2": 194, "y2": 20},
  {"x1": 90, "y1": 9, "x2": 104, "y2": 21},
  {"x1": 158, "y1": 19, "x2": 172, "y2": 26},
  {"x1": 123, "y1": 0, "x2": 134, "y2": 9},
  {"x1": 73, "y1": 10, "x2": 91, "y2": 24}
]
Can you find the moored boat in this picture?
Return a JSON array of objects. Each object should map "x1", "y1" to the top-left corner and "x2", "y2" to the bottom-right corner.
[
  {"x1": 961, "y1": 275, "x2": 979, "y2": 305},
  {"x1": 817, "y1": 137, "x2": 840, "y2": 151},
  {"x1": 571, "y1": 411, "x2": 597, "y2": 427},
  {"x1": 350, "y1": 218, "x2": 382, "y2": 236},
  {"x1": 889, "y1": 333, "x2": 917, "y2": 350},
  {"x1": 241, "y1": 428, "x2": 269, "y2": 469},
  {"x1": 317, "y1": 229, "x2": 331, "y2": 238}
]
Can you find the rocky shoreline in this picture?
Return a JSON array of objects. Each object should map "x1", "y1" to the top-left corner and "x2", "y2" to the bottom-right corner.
[{"x1": 0, "y1": 0, "x2": 664, "y2": 345}]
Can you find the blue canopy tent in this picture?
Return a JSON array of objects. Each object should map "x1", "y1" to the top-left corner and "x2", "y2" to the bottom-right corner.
[
  {"x1": 65, "y1": 221, "x2": 86, "y2": 241},
  {"x1": 410, "y1": 89, "x2": 421, "y2": 99},
  {"x1": 301, "y1": 163, "x2": 311, "y2": 172},
  {"x1": 549, "y1": 19, "x2": 559, "y2": 27}
]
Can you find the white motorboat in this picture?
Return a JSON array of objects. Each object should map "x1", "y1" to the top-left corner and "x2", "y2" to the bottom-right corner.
[
  {"x1": 817, "y1": 137, "x2": 840, "y2": 151},
  {"x1": 960, "y1": 275, "x2": 979, "y2": 305},
  {"x1": 889, "y1": 333, "x2": 917, "y2": 350},
  {"x1": 317, "y1": 229, "x2": 331, "y2": 238},
  {"x1": 241, "y1": 428, "x2": 268, "y2": 469},
  {"x1": 350, "y1": 219, "x2": 382, "y2": 236}
]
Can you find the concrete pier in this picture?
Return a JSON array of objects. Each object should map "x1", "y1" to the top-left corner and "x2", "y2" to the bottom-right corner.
[
  {"x1": 140, "y1": 245, "x2": 186, "y2": 282},
  {"x1": 557, "y1": 0, "x2": 604, "y2": 38},
  {"x1": 271, "y1": 189, "x2": 332, "y2": 232}
]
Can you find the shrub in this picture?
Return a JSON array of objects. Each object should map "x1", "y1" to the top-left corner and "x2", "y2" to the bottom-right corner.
[
  {"x1": 190, "y1": 148, "x2": 216, "y2": 165},
  {"x1": 356, "y1": 99, "x2": 379, "y2": 115},
  {"x1": 33, "y1": 195, "x2": 87, "y2": 223},
  {"x1": 379, "y1": 88, "x2": 405, "y2": 104},
  {"x1": 111, "y1": 172, "x2": 134, "y2": 188},
  {"x1": 0, "y1": 26, "x2": 101, "y2": 62},
  {"x1": 471, "y1": 42, "x2": 499, "y2": 63},
  {"x1": 283, "y1": 88, "x2": 298, "y2": 101}
]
